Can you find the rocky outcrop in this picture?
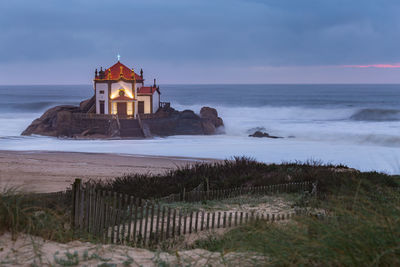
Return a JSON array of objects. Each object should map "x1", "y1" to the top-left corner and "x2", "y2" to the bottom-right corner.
[
  {"x1": 249, "y1": 131, "x2": 282, "y2": 139},
  {"x1": 141, "y1": 106, "x2": 224, "y2": 136},
  {"x1": 21, "y1": 102, "x2": 120, "y2": 138},
  {"x1": 200, "y1": 107, "x2": 224, "y2": 135},
  {"x1": 21, "y1": 99, "x2": 224, "y2": 138},
  {"x1": 22, "y1": 105, "x2": 80, "y2": 137}
]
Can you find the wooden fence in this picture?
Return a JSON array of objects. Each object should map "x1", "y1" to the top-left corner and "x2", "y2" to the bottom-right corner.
[
  {"x1": 157, "y1": 181, "x2": 311, "y2": 203},
  {"x1": 71, "y1": 180, "x2": 311, "y2": 246}
]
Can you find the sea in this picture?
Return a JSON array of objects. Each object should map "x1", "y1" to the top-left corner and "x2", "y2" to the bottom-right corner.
[{"x1": 0, "y1": 84, "x2": 400, "y2": 174}]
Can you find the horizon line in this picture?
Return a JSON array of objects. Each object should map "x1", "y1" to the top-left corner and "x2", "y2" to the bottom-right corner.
[{"x1": 1, "y1": 82, "x2": 400, "y2": 86}]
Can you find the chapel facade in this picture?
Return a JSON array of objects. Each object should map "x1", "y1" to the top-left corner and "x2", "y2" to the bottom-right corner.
[{"x1": 93, "y1": 61, "x2": 160, "y2": 117}]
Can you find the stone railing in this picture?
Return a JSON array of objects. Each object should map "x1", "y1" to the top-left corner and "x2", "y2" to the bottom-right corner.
[
  {"x1": 72, "y1": 113, "x2": 118, "y2": 120},
  {"x1": 139, "y1": 113, "x2": 169, "y2": 120},
  {"x1": 159, "y1": 102, "x2": 170, "y2": 109}
]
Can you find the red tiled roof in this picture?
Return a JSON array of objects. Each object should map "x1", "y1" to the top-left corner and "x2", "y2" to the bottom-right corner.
[
  {"x1": 95, "y1": 61, "x2": 143, "y2": 81},
  {"x1": 138, "y1": 86, "x2": 157, "y2": 95}
]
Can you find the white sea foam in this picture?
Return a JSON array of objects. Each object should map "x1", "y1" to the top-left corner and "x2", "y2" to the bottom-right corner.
[
  {"x1": 0, "y1": 104, "x2": 399, "y2": 174},
  {"x1": 175, "y1": 104, "x2": 400, "y2": 146}
]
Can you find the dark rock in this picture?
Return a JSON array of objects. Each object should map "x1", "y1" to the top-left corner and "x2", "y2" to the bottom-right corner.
[
  {"x1": 180, "y1": 110, "x2": 198, "y2": 119},
  {"x1": 21, "y1": 97, "x2": 120, "y2": 138},
  {"x1": 200, "y1": 107, "x2": 224, "y2": 128},
  {"x1": 142, "y1": 106, "x2": 224, "y2": 136},
  {"x1": 201, "y1": 120, "x2": 216, "y2": 135},
  {"x1": 21, "y1": 105, "x2": 79, "y2": 137},
  {"x1": 249, "y1": 131, "x2": 283, "y2": 139},
  {"x1": 246, "y1": 127, "x2": 266, "y2": 134},
  {"x1": 22, "y1": 99, "x2": 224, "y2": 138}
]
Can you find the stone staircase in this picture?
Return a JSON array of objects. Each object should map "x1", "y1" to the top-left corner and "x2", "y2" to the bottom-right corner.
[{"x1": 119, "y1": 119, "x2": 144, "y2": 138}]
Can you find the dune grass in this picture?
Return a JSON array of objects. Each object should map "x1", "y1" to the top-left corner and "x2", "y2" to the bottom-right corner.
[
  {"x1": 82, "y1": 157, "x2": 400, "y2": 200},
  {"x1": 0, "y1": 187, "x2": 73, "y2": 242},
  {"x1": 193, "y1": 185, "x2": 400, "y2": 266}
]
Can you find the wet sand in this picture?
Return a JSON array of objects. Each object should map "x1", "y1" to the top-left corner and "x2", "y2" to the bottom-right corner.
[{"x1": 0, "y1": 150, "x2": 216, "y2": 193}]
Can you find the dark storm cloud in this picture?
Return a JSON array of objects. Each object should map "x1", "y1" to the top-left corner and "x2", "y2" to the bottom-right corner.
[{"x1": 0, "y1": 0, "x2": 399, "y2": 66}]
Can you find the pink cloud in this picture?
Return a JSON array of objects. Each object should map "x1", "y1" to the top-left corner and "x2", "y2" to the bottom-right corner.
[{"x1": 343, "y1": 63, "x2": 400, "y2": 69}]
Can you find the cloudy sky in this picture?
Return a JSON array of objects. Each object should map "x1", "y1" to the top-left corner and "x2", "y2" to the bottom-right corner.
[{"x1": 0, "y1": 0, "x2": 399, "y2": 84}]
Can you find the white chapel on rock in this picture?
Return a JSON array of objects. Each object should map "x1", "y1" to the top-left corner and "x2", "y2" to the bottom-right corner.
[{"x1": 93, "y1": 59, "x2": 161, "y2": 117}]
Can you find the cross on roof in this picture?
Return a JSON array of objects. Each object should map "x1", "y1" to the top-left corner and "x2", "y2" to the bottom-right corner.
[{"x1": 117, "y1": 53, "x2": 121, "y2": 61}]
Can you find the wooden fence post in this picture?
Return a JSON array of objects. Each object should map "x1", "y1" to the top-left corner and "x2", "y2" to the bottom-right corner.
[
  {"x1": 201, "y1": 211, "x2": 205, "y2": 231},
  {"x1": 178, "y1": 209, "x2": 182, "y2": 236},
  {"x1": 172, "y1": 208, "x2": 177, "y2": 237},
  {"x1": 183, "y1": 210, "x2": 187, "y2": 235},
  {"x1": 166, "y1": 207, "x2": 171, "y2": 239},
  {"x1": 149, "y1": 204, "x2": 155, "y2": 243},
  {"x1": 71, "y1": 179, "x2": 82, "y2": 230},
  {"x1": 84, "y1": 185, "x2": 90, "y2": 232},
  {"x1": 127, "y1": 196, "x2": 134, "y2": 244},
  {"x1": 143, "y1": 204, "x2": 150, "y2": 246},
  {"x1": 105, "y1": 191, "x2": 112, "y2": 243},
  {"x1": 138, "y1": 205, "x2": 144, "y2": 245},
  {"x1": 160, "y1": 206, "x2": 166, "y2": 241},
  {"x1": 189, "y1": 211, "x2": 193, "y2": 234},
  {"x1": 234, "y1": 212, "x2": 238, "y2": 226},
  {"x1": 133, "y1": 200, "x2": 138, "y2": 244},
  {"x1": 195, "y1": 211, "x2": 199, "y2": 232},
  {"x1": 223, "y1": 212, "x2": 227, "y2": 228},
  {"x1": 116, "y1": 194, "x2": 123, "y2": 243},
  {"x1": 155, "y1": 204, "x2": 161, "y2": 242},
  {"x1": 110, "y1": 192, "x2": 117, "y2": 243}
]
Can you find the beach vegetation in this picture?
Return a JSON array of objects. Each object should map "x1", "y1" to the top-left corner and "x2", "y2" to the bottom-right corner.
[
  {"x1": 1, "y1": 158, "x2": 399, "y2": 265},
  {"x1": 0, "y1": 187, "x2": 73, "y2": 242},
  {"x1": 83, "y1": 157, "x2": 399, "y2": 200},
  {"x1": 192, "y1": 184, "x2": 400, "y2": 266}
]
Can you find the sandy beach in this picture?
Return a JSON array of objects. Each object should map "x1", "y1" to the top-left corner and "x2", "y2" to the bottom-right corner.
[{"x1": 0, "y1": 150, "x2": 216, "y2": 193}]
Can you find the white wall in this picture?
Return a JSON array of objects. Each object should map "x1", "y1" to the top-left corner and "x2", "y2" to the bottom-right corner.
[
  {"x1": 111, "y1": 81, "x2": 134, "y2": 99},
  {"x1": 137, "y1": 95, "x2": 151, "y2": 114},
  {"x1": 95, "y1": 83, "x2": 108, "y2": 114},
  {"x1": 152, "y1": 91, "x2": 160, "y2": 113}
]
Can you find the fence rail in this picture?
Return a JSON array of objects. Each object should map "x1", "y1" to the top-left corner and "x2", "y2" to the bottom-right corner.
[
  {"x1": 157, "y1": 181, "x2": 311, "y2": 203},
  {"x1": 71, "y1": 180, "x2": 311, "y2": 247}
]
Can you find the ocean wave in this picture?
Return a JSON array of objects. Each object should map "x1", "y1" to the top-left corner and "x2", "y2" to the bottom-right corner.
[
  {"x1": 12, "y1": 102, "x2": 62, "y2": 112},
  {"x1": 0, "y1": 101, "x2": 79, "y2": 113},
  {"x1": 350, "y1": 109, "x2": 400, "y2": 121}
]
